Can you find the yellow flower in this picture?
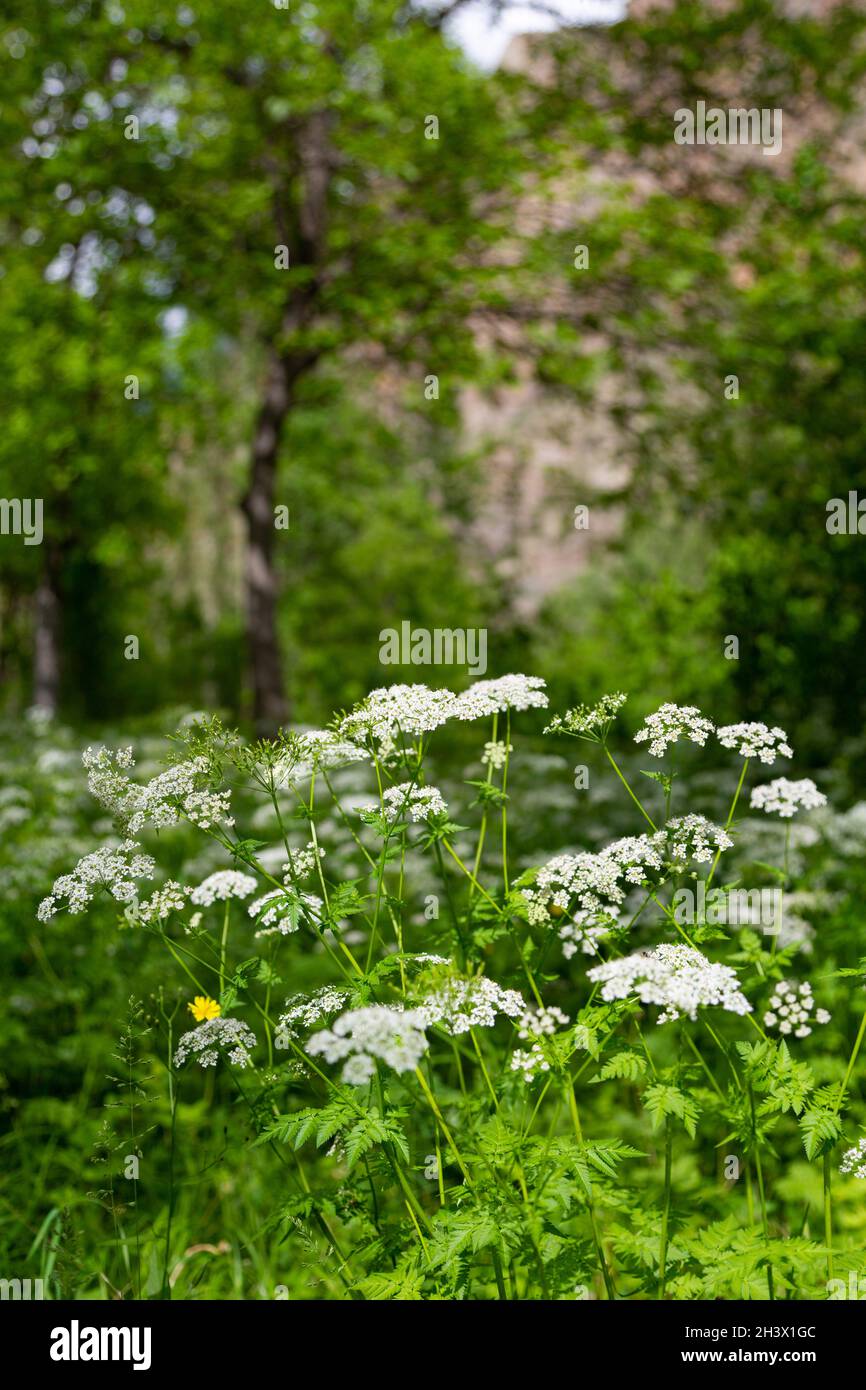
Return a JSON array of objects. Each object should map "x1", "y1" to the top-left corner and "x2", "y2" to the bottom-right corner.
[{"x1": 188, "y1": 995, "x2": 221, "y2": 1022}]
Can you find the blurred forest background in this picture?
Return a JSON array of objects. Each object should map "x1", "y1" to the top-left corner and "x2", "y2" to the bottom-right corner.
[{"x1": 2, "y1": 0, "x2": 866, "y2": 766}]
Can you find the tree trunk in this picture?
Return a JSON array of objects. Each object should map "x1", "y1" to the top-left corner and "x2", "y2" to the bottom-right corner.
[
  {"x1": 33, "y1": 550, "x2": 61, "y2": 715},
  {"x1": 241, "y1": 110, "x2": 332, "y2": 733},
  {"x1": 242, "y1": 351, "x2": 292, "y2": 733}
]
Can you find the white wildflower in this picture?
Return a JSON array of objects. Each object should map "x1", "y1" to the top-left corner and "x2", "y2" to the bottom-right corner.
[
  {"x1": 83, "y1": 746, "x2": 233, "y2": 833},
  {"x1": 338, "y1": 684, "x2": 457, "y2": 742},
  {"x1": 481, "y1": 740, "x2": 512, "y2": 770},
  {"x1": 517, "y1": 1005, "x2": 569, "y2": 1040},
  {"x1": 190, "y1": 870, "x2": 258, "y2": 906},
  {"x1": 521, "y1": 836, "x2": 664, "y2": 956},
  {"x1": 821, "y1": 802, "x2": 866, "y2": 856},
  {"x1": 362, "y1": 782, "x2": 448, "y2": 826},
  {"x1": 763, "y1": 980, "x2": 830, "y2": 1038},
  {"x1": 556, "y1": 913, "x2": 615, "y2": 958},
  {"x1": 342, "y1": 1054, "x2": 377, "y2": 1086},
  {"x1": 26, "y1": 705, "x2": 54, "y2": 730},
  {"x1": 606, "y1": 833, "x2": 667, "y2": 880},
  {"x1": 510, "y1": 1044, "x2": 551, "y2": 1081},
  {"x1": 307, "y1": 1004, "x2": 428, "y2": 1082},
  {"x1": 750, "y1": 778, "x2": 827, "y2": 819},
  {"x1": 282, "y1": 842, "x2": 325, "y2": 880},
  {"x1": 37, "y1": 840, "x2": 156, "y2": 920},
  {"x1": 276, "y1": 986, "x2": 350, "y2": 1043},
  {"x1": 717, "y1": 722, "x2": 793, "y2": 764},
  {"x1": 727, "y1": 888, "x2": 819, "y2": 953},
  {"x1": 840, "y1": 1138, "x2": 866, "y2": 1180},
  {"x1": 510, "y1": 1011, "x2": 581, "y2": 1080},
  {"x1": 179, "y1": 787, "x2": 234, "y2": 829},
  {"x1": 174, "y1": 1016, "x2": 257, "y2": 1069},
  {"x1": 664, "y1": 815, "x2": 733, "y2": 865},
  {"x1": 418, "y1": 977, "x2": 525, "y2": 1034},
  {"x1": 137, "y1": 881, "x2": 189, "y2": 923},
  {"x1": 774, "y1": 898, "x2": 816, "y2": 954},
  {"x1": 453, "y1": 674, "x2": 548, "y2": 719},
  {"x1": 587, "y1": 943, "x2": 752, "y2": 1024},
  {"x1": 634, "y1": 703, "x2": 714, "y2": 757},
  {"x1": 521, "y1": 852, "x2": 623, "y2": 934}
]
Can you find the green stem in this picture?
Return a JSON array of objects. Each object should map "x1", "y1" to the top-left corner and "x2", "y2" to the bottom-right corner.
[
  {"x1": 772, "y1": 822, "x2": 791, "y2": 959},
  {"x1": 823, "y1": 1151, "x2": 835, "y2": 1283},
  {"x1": 492, "y1": 1250, "x2": 508, "y2": 1301},
  {"x1": 706, "y1": 758, "x2": 749, "y2": 890},
  {"x1": 442, "y1": 838, "x2": 542, "y2": 1004},
  {"x1": 658, "y1": 1120, "x2": 673, "y2": 1299},
  {"x1": 470, "y1": 713, "x2": 497, "y2": 895},
  {"x1": 683, "y1": 1029, "x2": 722, "y2": 1098},
  {"x1": 604, "y1": 746, "x2": 657, "y2": 830},
  {"x1": 501, "y1": 709, "x2": 511, "y2": 895},
  {"x1": 219, "y1": 900, "x2": 230, "y2": 1000},
  {"x1": 567, "y1": 1085, "x2": 616, "y2": 1300},
  {"x1": 433, "y1": 838, "x2": 467, "y2": 969},
  {"x1": 414, "y1": 1067, "x2": 472, "y2": 1186},
  {"x1": 834, "y1": 1001, "x2": 866, "y2": 1113},
  {"x1": 749, "y1": 1084, "x2": 775, "y2": 1301},
  {"x1": 322, "y1": 769, "x2": 377, "y2": 869}
]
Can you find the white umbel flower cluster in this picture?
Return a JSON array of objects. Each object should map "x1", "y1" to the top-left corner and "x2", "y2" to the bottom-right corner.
[
  {"x1": 717, "y1": 722, "x2": 793, "y2": 763},
  {"x1": 248, "y1": 888, "x2": 322, "y2": 935},
  {"x1": 363, "y1": 783, "x2": 448, "y2": 825},
  {"x1": 523, "y1": 823, "x2": 736, "y2": 958},
  {"x1": 83, "y1": 746, "x2": 233, "y2": 833},
  {"x1": 750, "y1": 778, "x2": 827, "y2": 819},
  {"x1": 282, "y1": 842, "x2": 325, "y2": 879},
  {"x1": 510, "y1": 1007, "x2": 571, "y2": 1082},
  {"x1": 664, "y1": 815, "x2": 734, "y2": 864},
  {"x1": 634, "y1": 703, "x2": 714, "y2": 757},
  {"x1": 174, "y1": 1016, "x2": 257, "y2": 1069},
  {"x1": 339, "y1": 684, "x2": 457, "y2": 742},
  {"x1": 839, "y1": 1138, "x2": 866, "y2": 1179},
  {"x1": 38, "y1": 840, "x2": 156, "y2": 920},
  {"x1": 418, "y1": 977, "x2": 525, "y2": 1034},
  {"x1": 453, "y1": 675, "x2": 548, "y2": 719},
  {"x1": 763, "y1": 980, "x2": 830, "y2": 1037},
  {"x1": 190, "y1": 870, "x2": 258, "y2": 906},
  {"x1": 509, "y1": 1047, "x2": 549, "y2": 1080},
  {"x1": 521, "y1": 835, "x2": 665, "y2": 956},
  {"x1": 518, "y1": 1005, "x2": 569, "y2": 1039},
  {"x1": 337, "y1": 674, "x2": 550, "y2": 745},
  {"x1": 522, "y1": 851, "x2": 626, "y2": 928},
  {"x1": 481, "y1": 740, "x2": 512, "y2": 770},
  {"x1": 307, "y1": 1005, "x2": 429, "y2": 1084},
  {"x1": 587, "y1": 944, "x2": 752, "y2": 1024},
  {"x1": 607, "y1": 833, "x2": 667, "y2": 882},
  {"x1": 275, "y1": 986, "x2": 350, "y2": 1043},
  {"x1": 137, "y1": 880, "x2": 189, "y2": 923}
]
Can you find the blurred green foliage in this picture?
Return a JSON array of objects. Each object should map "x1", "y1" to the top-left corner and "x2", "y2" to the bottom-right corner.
[{"x1": 1, "y1": 0, "x2": 865, "y2": 767}]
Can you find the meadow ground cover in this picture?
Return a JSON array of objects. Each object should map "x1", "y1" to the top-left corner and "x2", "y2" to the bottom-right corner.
[{"x1": 3, "y1": 677, "x2": 866, "y2": 1301}]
